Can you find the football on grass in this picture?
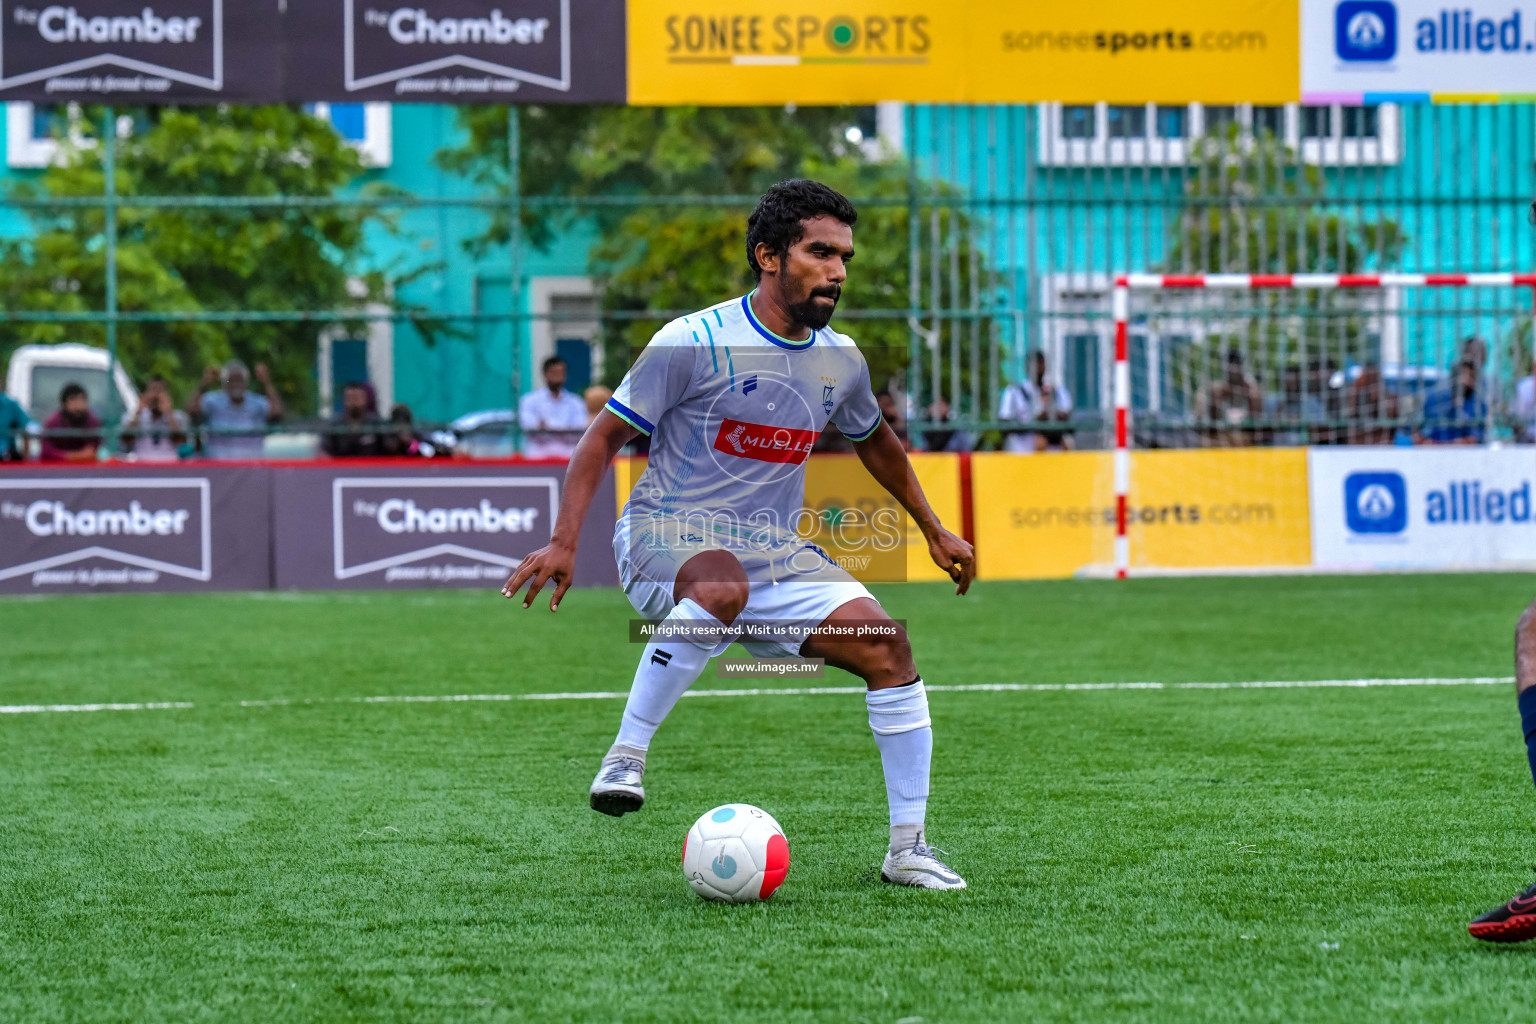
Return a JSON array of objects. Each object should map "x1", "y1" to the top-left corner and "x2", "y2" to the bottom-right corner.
[{"x1": 682, "y1": 804, "x2": 789, "y2": 903}]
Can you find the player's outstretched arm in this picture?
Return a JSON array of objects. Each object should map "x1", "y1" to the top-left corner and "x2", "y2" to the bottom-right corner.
[
  {"x1": 851, "y1": 421, "x2": 975, "y2": 595},
  {"x1": 501, "y1": 409, "x2": 638, "y2": 611}
]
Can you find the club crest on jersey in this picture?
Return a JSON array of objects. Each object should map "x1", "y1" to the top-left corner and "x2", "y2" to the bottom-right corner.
[
  {"x1": 742, "y1": 375, "x2": 758, "y2": 395},
  {"x1": 713, "y1": 418, "x2": 817, "y2": 465},
  {"x1": 820, "y1": 375, "x2": 837, "y2": 413}
]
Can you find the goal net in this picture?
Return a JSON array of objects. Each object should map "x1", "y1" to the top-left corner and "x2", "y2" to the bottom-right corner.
[{"x1": 1100, "y1": 272, "x2": 1536, "y2": 577}]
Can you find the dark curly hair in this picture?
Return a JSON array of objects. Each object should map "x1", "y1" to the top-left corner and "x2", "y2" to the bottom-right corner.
[{"x1": 745, "y1": 179, "x2": 858, "y2": 281}]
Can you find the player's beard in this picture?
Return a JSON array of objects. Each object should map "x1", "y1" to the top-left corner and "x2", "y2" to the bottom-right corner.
[{"x1": 787, "y1": 285, "x2": 841, "y2": 331}]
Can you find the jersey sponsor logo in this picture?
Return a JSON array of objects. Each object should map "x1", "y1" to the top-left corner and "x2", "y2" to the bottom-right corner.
[
  {"x1": 713, "y1": 418, "x2": 816, "y2": 465},
  {"x1": 742, "y1": 375, "x2": 758, "y2": 395}
]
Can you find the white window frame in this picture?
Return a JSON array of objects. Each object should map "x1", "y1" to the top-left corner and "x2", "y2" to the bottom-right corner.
[
  {"x1": 1038, "y1": 102, "x2": 1400, "y2": 167},
  {"x1": 307, "y1": 102, "x2": 393, "y2": 168},
  {"x1": 6, "y1": 102, "x2": 56, "y2": 168},
  {"x1": 9, "y1": 101, "x2": 392, "y2": 169},
  {"x1": 530, "y1": 276, "x2": 602, "y2": 387}
]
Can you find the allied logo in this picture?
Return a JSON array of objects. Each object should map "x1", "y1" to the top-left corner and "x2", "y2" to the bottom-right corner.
[
  {"x1": 1345, "y1": 471, "x2": 1407, "y2": 534},
  {"x1": 742, "y1": 375, "x2": 758, "y2": 396},
  {"x1": 1335, "y1": 0, "x2": 1396, "y2": 62}
]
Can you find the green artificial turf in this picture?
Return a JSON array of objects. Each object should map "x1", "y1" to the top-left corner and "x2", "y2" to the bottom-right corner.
[{"x1": 4, "y1": 574, "x2": 1536, "y2": 1022}]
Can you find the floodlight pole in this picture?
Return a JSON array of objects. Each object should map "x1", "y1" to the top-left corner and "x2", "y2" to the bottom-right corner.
[{"x1": 103, "y1": 106, "x2": 120, "y2": 456}]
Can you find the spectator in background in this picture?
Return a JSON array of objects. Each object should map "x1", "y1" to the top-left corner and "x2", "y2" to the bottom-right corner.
[
  {"x1": 40, "y1": 383, "x2": 101, "y2": 462},
  {"x1": 323, "y1": 381, "x2": 386, "y2": 458},
  {"x1": 519, "y1": 355, "x2": 587, "y2": 459},
  {"x1": 1420, "y1": 358, "x2": 1487, "y2": 444},
  {"x1": 999, "y1": 351, "x2": 1073, "y2": 453},
  {"x1": 1512, "y1": 352, "x2": 1535, "y2": 443},
  {"x1": 120, "y1": 375, "x2": 187, "y2": 462},
  {"x1": 0, "y1": 387, "x2": 30, "y2": 461},
  {"x1": 584, "y1": 385, "x2": 614, "y2": 424},
  {"x1": 188, "y1": 359, "x2": 283, "y2": 459},
  {"x1": 875, "y1": 389, "x2": 910, "y2": 450},
  {"x1": 1343, "y1": 363, "x2": 1402, "y2": 445},
  {"x1": 1264, "y1": 364, "x2": 1327, "y2": 446},
  {"x1": 381, "y1": 404, "x2": 435, "y2": 458},
  {"x1": 1194, "y1": 348, "x2": 1263, "y2": 447},
  {"x1": 921, "y1": 396, "x2": 974, "y2": 453}
]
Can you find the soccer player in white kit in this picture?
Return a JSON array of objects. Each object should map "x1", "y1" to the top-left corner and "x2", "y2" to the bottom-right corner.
[{"x1": 501, "y1": 180, "x2": 975, "y2": 888}]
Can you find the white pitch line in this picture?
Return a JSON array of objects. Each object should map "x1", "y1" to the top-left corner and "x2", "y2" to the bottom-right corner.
[
  {"x1": 0, "y1": 701, "x2": 194, "y2": 715},
  {"x1": 2, "y1": 678, "x2": 1516, "y2": 716}
]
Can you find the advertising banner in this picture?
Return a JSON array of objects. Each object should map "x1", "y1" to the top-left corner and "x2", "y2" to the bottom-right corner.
[
  {"x1": 283, "y1": 0, "x2": 627, "y2": 102},
  {"x1": 627, "y1": 0, "x2": 1297, "y2": 105},
  {"x1": 0, "y1": 466, "x2": 271, "y2": 593},
  {"x1": 1310, "y1": 446, "x2": 1536, "y2": 570},
  {"x1": 0, "y1": 0, "x2": 281, "y2": 102},
  {"x1": 971, "y1": 449, "x2": 1313, "y2": 579},
  {"x1": 1303, "y1": 0, "x2": 1536, "y2": 101},
  {"x1": 272, "y1": 462, "x2": 619, "y2": 589}
]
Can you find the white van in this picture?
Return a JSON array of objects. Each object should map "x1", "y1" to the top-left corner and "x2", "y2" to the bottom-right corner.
[{"x1": 4, "y1": 343, "x2": 138, "y2": 423}]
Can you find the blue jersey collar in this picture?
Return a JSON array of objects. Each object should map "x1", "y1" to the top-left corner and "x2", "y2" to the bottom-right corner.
[{"x1": 742, "y1": 293, "x2": 816, "y2": 350}]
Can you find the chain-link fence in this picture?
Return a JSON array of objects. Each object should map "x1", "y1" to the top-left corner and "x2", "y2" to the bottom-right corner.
[{"x1": 3, "y1": 101, "x2": 1534, "y2": 459}]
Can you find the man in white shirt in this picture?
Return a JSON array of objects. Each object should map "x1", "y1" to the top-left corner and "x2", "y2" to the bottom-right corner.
[
  {"x1": 1514, "y1": 368, "x2": 1536, "y2": 443},
  {"x1": 999, "y1": 351, "x2": 1074, "y2": 453},
  {"x1": 518, "y1": 356, "x2": 589, "y2": 459}
]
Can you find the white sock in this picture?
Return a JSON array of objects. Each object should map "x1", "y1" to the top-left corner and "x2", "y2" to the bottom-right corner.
[
  {"x1": 613, "y1": 599, "x2": 728, "y2": 750},
  {"x1": 866, "y1": 679, "x2": 932, "y2": 852}
]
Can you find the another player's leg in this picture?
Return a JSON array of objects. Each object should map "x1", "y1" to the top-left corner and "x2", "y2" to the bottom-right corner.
[
  {"x1": 1469, "y1": 598, "x2": 1536, "y2": 941},
  {"x1": 590, "y1": 550, "x2": 745, "y2": 816},
  {"x1": 801, "y1": 597, "x2": 965, "y2": 889}
]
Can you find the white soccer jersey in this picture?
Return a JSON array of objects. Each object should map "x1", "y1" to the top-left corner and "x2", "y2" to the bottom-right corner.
[{"x1": 606, "y1": 293, "x2": 882, "y2": 544}]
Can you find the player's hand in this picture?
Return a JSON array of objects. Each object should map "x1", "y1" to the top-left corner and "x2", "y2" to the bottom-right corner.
[
  {"x1": 926, "y1": 527, "x2": 975, "y2": 596},
  {"x1": 501, "y1": 542, "x2": 576, "y2": 611}
]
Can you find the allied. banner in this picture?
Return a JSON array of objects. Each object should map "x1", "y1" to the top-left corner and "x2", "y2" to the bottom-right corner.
[
  {"x1": 627, "y1": 0, "x2": 1298, "y2": 105},
  {"x1": 1310, "y1": 446, "x2": 1536, "y2": 570},
  {"x1": 1303, "y1": 0, "x2": 1536, "y2": 101},
  {"x1": 971, "y1": 449, "x2": 1313, "y2": 579},
  {"x1": 271, "y1": 462, "x2": 619, "y2": 589},
  {"x1": 0, "y1": 467, "x2": 271, "y2": 593},
  {"x1": 0, "y1": 0, "x2": 281, "y2": 102},
  {"x1": 283, "y1": 0, "x2": 627, "y2": 102}
]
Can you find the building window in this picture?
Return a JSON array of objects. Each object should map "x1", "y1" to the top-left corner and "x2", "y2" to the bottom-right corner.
[
  {"x1": 7, "y1": 102, "x2": 64, "y2": 168},
  {"x1": 1038, "y1": 103, "x2": 1401, "y2": 167},
  {"x1": 304, "y1": 103, "x2": 392, "y2": 167}
]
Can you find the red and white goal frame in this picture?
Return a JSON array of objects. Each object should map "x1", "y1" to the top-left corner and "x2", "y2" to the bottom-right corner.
[{"x1": 1109, "y1": 272, "x2": 1536, "y2": 579}]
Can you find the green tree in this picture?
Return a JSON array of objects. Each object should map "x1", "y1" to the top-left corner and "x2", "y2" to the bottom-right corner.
[
  {"x1": 436, "y1": 106, "x2": 981, "y2": 397},
  {"x1": 0, "y1": 105, "x2": 418, "y2": 414}
]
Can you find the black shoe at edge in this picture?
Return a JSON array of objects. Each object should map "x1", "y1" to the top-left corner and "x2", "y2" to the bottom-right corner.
[{"x1": 1469, "y1": 874, "x2": 1536, "y2": 943}]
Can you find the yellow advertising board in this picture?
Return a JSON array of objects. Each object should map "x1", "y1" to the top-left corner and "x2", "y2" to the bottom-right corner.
[
  {"x1": 971, "y1": 448, "x2": 1312, "y2": 579},
  {"x1": 627, "y1": 0, "x2": 1298, "y2": 105},
  {"x1": 614, "y1": 453, "x2": 962, "y2": 584}
]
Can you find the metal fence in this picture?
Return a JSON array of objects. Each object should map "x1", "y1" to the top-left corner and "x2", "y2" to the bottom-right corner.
[{"x1": 4, "y1": 101, "x2": 1535, "y2": 459}]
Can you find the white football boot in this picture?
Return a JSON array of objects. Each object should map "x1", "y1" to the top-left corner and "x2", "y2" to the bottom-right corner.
[
  {"x1": 880, "y1": 832, "x2": 967, "y2": 890},
  {"x1": 589, "y1": 744, "x2": 646, "y2": 817}
]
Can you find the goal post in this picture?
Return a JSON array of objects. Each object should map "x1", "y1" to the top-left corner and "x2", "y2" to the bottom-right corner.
[{"x1": 1109, "y1": 272, "x2": 1536, "y2": 579}]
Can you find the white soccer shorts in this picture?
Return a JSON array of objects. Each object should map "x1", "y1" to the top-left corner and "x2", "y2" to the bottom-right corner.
[{"x1": 612, "y1": 515, "x2": 874, "y2": 660}]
